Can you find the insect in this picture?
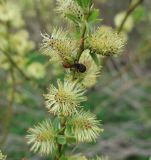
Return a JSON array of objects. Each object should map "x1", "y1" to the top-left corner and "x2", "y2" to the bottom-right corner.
[{"x1": 63, "y1": 60, "x2": 86, "y2": 73}]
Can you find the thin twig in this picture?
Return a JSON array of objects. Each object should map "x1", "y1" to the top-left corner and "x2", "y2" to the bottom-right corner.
[
  {"x1": 0, "y1": 67, "x2": 15, "y2": 145},
  {"x1": 76, "y1": 24, "x2": 87, "y2": 62},
  {"x1": 1, "y1": 49, "x2": 30, "y2": 81},
  {"x1": 72, "y1": 3, "x2": 91, "y2": 79},
  {"x1": 55, "y1": 117, "x2": 66, "y2": 160},
  {"x1": 1, "y1": 49, "x2": 46, "y2": 90},
  {"x1": 108, "y1": 0, "x2": 144, "y2": 73},
  {"x1": 118, "y1": 0, "x2": 144, "y2": 34}
]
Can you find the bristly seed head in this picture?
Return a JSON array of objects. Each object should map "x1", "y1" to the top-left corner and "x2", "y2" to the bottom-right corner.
[
  {"x1": 66, "y1": 50, "x2": 101, "y2": 88},
  {"x1": 56, "y1": 0, "x2": 84, "y2": 20},
  {"x1": 44, "y1": 79, "x2": 87, "y2": 116},
  {"x1": 26, "y1": 120, "x2": 56, "y2": 155},
  {"x1": 41, "y1": 28, "x2": 77, "y2": 64},
  {"x1": 0, "y1": 150, "x2": 7, "y2": 160},
  {"x1": 69, "y1": 110, "x2": 104, "y2": 142},
  {"x1": 89, "y1": 26, "x2": 126, "y2": 56}
]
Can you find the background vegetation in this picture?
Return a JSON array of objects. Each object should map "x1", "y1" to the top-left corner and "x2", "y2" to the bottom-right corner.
[{"x1": 0, "y1": 0, "x2": 151, "y2": 159}]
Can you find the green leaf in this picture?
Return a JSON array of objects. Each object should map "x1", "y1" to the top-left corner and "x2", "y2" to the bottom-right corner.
[
  {"x1": 65, "y1": 13, "x2": 81, "y2": 24},
  {"x1": 88, "y1": 9, "x2": 100, "y2": 23},
  {"x1": 26, "y1": 52, "x2": 46, "y2": 66},
  {"x1": 57, "y1": 135, "x2": 66, "y2": 145},
  {"x1": 82, "y1": 0, "x2": 92, "y2": 8},
  {"x1": 75, "y1": 0, "x2": 92, "y2": 8},
  {"x1": 65, "y1": 124, "x2": 73, "y2": 136},
  {"x1": 89, "y1": 51, "x2": 100, "y2": 66},
  {"x1": 132, "y1": 6, "x2": 145, "y2": 23},
  {"x1": 53, "y1": 117, "x2": 61, "y2": 131},
  {"x1": 75, "y1": 0, "x2": 83, "y2": 7},
  {"x1": 60, "y1": 156, "x2": 68, "y2": 160},
  {"x1": 66, "y1": 136, "x2": 77, "y2": 144}
]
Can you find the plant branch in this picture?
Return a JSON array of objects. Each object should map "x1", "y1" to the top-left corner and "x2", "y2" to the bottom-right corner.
[
  {"x1": 1, "y1": 49, "x2": 30, "y2": 81},
  {"x1": 118, "y1": 0, "x2": 144, "y2": 34},
  {"x1": 55, "y1": 117, "x2": 66, "y2": 160},
  {"x1": 1, "y1": 49, "x2": 46, "y2": 90},
  {"x1": 76, "y1": 23, "x2": 87, "y2": 62},
  {"x1": 76, "y1": 1, "x2": 92, "y2": 62},
  {"x1": 109, "y1": 0, "x2": 144, "y2": 72},
  {"x1": 0, "y1": 67, "x2": 15, "y2": 146}
]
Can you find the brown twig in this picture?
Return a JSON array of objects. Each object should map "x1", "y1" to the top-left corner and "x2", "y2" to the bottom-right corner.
[
  {"x1": 76, "y1": 24, "x2": 87, "y2": 62},
  {"x1": 108, "y1": 0, "x2": 144, "y2": 73},
  {"x1": 118, "y1": 0, "x2": 144, "y2": 34},
  {"x1": 72, "y1": 3, "x2": 91, "y2": 80}
]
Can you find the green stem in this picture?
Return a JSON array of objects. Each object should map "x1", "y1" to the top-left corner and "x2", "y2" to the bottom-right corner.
[
  {"x1": 0, "y1": 22, "x2": 16, "y2": 146},
  {"x1": 72, "y1": 22, "x2": 87, "y2": 80},
  {"x1": 0, "y1": 49, "x2": 46, "y2": 90},
  {"x1": 76, "y1": 2, "x2": 92, "y2": 62},
  {"x1": 55, "y1": 117, "x2": 66, "y2": 160},
  {"x1": 109, "y1": 0, "x2": 144, "y2": 72},
  {"x1": 0, "y1": 67, "x2": 15, "y2": 146},
  {"x1": 2, "y1": 50, "x2": 30, "y2": 81},
  {"x1": 72, "y1": 4, "x2": 92, "y2": 80},
  {"x1": 118, "y1": 0, "x2": 144, "y2": 34}
]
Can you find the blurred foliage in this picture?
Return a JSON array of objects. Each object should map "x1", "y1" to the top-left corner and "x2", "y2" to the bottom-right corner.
[{"x1": 0, "y1": 0, "x2": 151, "y2": 160}]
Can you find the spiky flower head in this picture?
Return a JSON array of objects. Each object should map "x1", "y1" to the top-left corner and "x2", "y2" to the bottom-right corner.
[
  {"x1": 67, "y1": 50, "x2": 101, "y2": 88},
  {"x1": 56, "y1": 0, "x2": 84, "y2": 20},
  {"x1": 41, "y1": 28, "x2": 77, "y2": 63},
  {"x1": 26, "y1": 62, "x2": 46, "y2": 79},
  {"x1": 0, "y1": 2, "x2": 24, "y2": 28},
  {"x1": 89, "y1": 26, "x2": 126, "y2": 56},
  {"x1": 44, "y1": 80, "x2": 86, "y2": 116},
  {"x1": 9, "y1": 30, "x2": 35, "y2": 55},
  {"x1": 69, "y1": 110, "x2": 103, "y2": 142},
  {"x1": 0, "y1": 151, "x2": 6, "y2": 160},
  {"x1": 26, "y1": 120, "x2": 56, "y2": 155}
]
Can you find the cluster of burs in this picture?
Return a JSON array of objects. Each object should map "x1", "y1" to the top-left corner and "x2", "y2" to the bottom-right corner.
[{"x1": 26, "y1": 0, "x2": 126, "y2": 160}]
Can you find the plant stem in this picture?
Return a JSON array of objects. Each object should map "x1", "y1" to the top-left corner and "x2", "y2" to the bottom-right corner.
[
  {"x1": 76, "y1": 23, "x2": 87, "y2": 62},
  {"x1": 55, "y1": 117, "x2": 66, "y2": 160},
  {"x1": 118, "y1": 0, "x2": 144, "y2": 34},
  {"x1": 0, "y1": 21, "x2": 30, "y2": 80},
  {"x1": 109, "y1": 0, "x2": 144, "y2": 72},
  {"x1": 0, "y1": 49, "x2": 46, "y2": 90},
  {"x1": 0, "y1": 67, "x2": 15, "y2": 146},
  {"x1": 76, "y1": 2, "x2": 92, "y2": 62},
  {"x1": 1, "y1": 50, "x2": 30, "y2": 80}
]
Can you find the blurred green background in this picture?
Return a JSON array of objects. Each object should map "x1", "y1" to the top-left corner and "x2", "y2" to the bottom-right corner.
[{"x1": 0, "y1": 0, "x2": 151, "y2": 160}]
